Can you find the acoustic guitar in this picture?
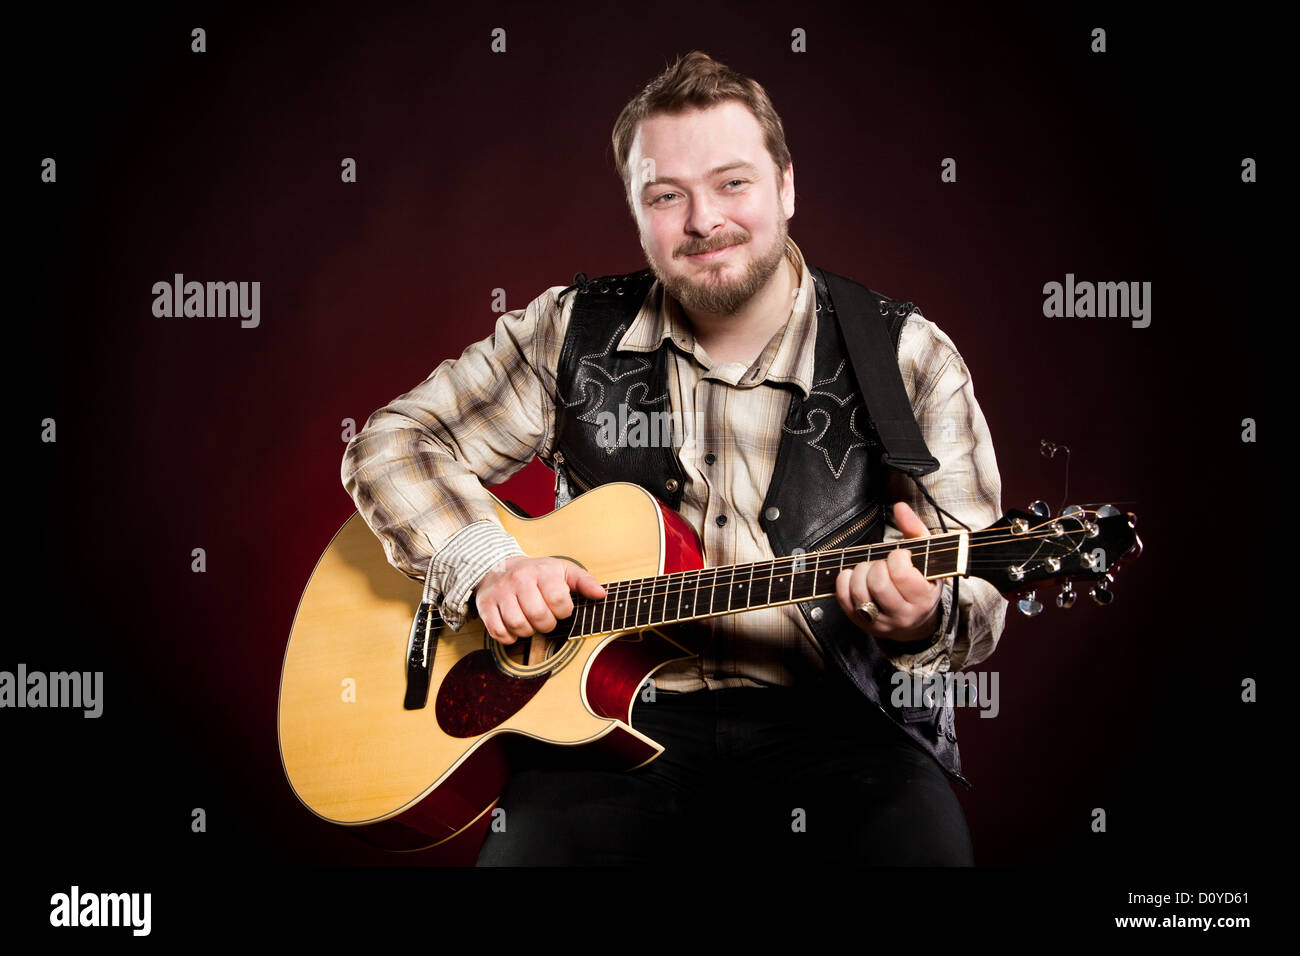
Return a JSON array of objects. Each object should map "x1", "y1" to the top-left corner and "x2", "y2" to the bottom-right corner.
[{"x1": 277, "y1": 481, "x2": 1139, "y2": 851}]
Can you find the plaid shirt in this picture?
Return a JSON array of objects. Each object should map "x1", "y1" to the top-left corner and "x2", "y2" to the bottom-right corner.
[{"x1": 341, "y1": 238, "x2": 1007, "y2": 685}]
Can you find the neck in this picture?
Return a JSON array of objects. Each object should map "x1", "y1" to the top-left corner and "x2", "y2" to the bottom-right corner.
[
  {"x1": 560, "y1": 522, "x2": 970, "y2": 640},
  {"x1": 683, "y1": 251, "x2": 799, "y2": 365}
]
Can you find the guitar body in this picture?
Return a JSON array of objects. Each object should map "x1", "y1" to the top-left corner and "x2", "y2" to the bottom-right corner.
[{"x1": 277, "y1": 482, "x2": 703, "y2": 851}]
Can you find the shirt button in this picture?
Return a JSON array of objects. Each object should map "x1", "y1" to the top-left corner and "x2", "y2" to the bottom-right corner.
[
  {"x1": 764, "y1": 506, "x2": 780, "y2": 521},
  {"x1": 809, "y1": 607, "x2": 824, "y2": 621},
  {"x1": 704, "y1": 452, "x2": 716, "y2": 465},
  {"x1": 715, "y1": 514, "x2": 727, "y2": 526},
  {"x1": 665, "y1": 479, "x2": 679, "y2": 492}
]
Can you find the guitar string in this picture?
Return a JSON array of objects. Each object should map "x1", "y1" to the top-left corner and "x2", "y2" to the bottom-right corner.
[
  {"x1": 583, "y1": 518, "x2": 1108, "y2": 599},
  {"x1": 580, "y1": 523, "x2": 1108, "y2": 604},
  {"x1": 561, "y1": 521, "x2": 1123, "y2": 637}
]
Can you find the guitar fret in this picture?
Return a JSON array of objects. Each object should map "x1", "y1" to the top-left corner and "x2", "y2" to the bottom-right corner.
[
  {"x1": 634, "y1": 576, "x2": 650, "y2": 628},
  {"x1": 736, "y1": 562, "x2": 754, "y2": 610},
  {"x1": 647, "y1": 574, "x2": 668, "y2": 627},
  {"x1": 629, "y1": 578, "x2": 642, "y2": 630},
  {"x1": 929, "y1": 533, "x2": 959, "y2": 577},
  {"x1": 716, "y1": 565, "x2": 735, "y2": 614},
  {"x1": 817, "y1": 550, "x2": 840, "y2": 597},
  {"x1": 690, "y1": 569, "x2": 705, "y2": 619},
  {"x1": 791, "y1": 548, "x2": 816, "y2": 601},
  {"x1": 600, "y1": 587, "x2": 613, "y2": 633},
  {"x1": 644, "y1": 575, "x2": 657, "y2": 627},
  {"x1": 715, "y1": 566, "x2": 729, "y2": 615},
  {"x1": 620, "y1": 579, "x2": 636, "y2": 631}
]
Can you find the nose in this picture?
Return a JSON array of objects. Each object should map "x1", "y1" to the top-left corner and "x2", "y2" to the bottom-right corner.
[{"x1": 684, "y1": 190, "x2": 726, "y2": 240}]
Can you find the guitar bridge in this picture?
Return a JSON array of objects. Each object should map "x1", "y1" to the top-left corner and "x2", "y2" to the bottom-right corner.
[{"x1": 403, "y1": 601, "x2": 442, "y2": 710}]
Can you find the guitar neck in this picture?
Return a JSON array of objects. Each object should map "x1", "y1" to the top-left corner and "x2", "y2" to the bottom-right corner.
[{"x1": 564, "y1": 530, "x2": 968, "y2": 639}]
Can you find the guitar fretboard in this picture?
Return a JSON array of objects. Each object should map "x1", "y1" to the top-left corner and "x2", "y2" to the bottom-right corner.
[{"x1": 561, "y1": 531, "x2": 966, "y2": 639}]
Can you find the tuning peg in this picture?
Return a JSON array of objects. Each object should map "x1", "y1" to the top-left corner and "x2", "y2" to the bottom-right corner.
[
  {"x1": 1017, "y1": 591, "x2": 1044, "y2": 617},
  {"x1": 1028, "y1": 500, "x2": 1050, "y2": 518},
  {"x1": 1090, "y1": 574, "x2": 1115, "y2": 606},
  {"x1": 1097, "y1": 504, "x2": 1121, "y2": 518},
  {"x1": 1056, "y1": 582, "x2": 1077, "y2": 609}
]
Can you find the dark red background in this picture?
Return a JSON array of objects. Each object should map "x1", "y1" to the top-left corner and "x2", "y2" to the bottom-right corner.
[{"x1": 11, "y1": 0, "x2": 1276, "y2": 921}]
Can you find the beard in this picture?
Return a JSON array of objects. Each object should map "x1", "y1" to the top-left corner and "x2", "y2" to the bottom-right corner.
[{"x1": 645, "y1": 215, "x2": 789, "y2": 317}]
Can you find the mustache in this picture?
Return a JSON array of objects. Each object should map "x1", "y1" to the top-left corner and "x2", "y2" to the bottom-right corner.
[{"x1": 676, "y1": 234, "x2": 748, "y2": 257}]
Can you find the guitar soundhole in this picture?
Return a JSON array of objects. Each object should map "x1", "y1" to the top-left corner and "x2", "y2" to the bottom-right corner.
[{"x1": 503, "y1": 635, "x2": 565, "y2": 667}]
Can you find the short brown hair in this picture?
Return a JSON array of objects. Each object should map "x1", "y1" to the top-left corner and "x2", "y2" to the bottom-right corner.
[{"x1": 611, "y1": 51, "x2": 792, "y2": 205}]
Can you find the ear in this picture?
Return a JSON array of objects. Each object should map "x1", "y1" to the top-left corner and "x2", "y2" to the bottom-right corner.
[{"x1": 781, "y1": 161, "x2": 795, "y2": 219}]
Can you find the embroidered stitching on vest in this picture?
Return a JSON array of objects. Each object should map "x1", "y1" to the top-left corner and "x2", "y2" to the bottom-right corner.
[
  {"x1": 561, "y1": 322, "x2": 670, "y2": 455},
  {"x1": 781, "y1": 359, "x2": 878, "y2": 479}
]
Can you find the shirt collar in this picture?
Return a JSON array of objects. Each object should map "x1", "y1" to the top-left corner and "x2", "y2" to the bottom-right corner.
[{"x1": 617, "y1": 236, "x2": 817, "y2": 399}]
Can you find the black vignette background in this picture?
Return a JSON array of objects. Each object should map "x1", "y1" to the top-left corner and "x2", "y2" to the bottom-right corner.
[{"x1": 9, "y1": 0, "x2": 1281, "y2": 937}]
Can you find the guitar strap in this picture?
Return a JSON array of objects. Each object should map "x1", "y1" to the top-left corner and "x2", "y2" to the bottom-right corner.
[
  {"x1": 807, "y1": 265, "x2": 940, "y2": 479},
  {"x1": 809, "y1": 265, "x2": 962, "y2": 655}
]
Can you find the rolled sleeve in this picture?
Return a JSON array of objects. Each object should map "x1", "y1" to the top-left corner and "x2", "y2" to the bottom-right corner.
[{"x1": 424, "y1": 519, "x2": 528, "y2": 630}]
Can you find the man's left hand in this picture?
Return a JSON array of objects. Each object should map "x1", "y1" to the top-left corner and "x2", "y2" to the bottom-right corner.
[{"x1": 834, "y1": 502, "x2": 942, "y2": 643}]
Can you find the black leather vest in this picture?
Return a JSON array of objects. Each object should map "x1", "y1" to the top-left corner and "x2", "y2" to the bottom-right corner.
[{"x1": 549, "y1": 266, "x2": 967, "y2": 787}]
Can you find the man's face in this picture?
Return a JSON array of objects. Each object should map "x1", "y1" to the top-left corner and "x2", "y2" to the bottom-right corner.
[{"x1": 628, "y1": 100, "x2": 795, "y2": 317}]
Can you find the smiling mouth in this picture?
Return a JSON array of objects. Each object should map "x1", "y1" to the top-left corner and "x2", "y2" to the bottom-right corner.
[{"x1": 685, "y1": 243, "x2": 739, "y2": 261}]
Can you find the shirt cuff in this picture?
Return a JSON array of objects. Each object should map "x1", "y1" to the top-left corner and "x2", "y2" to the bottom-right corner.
[
  {"x1": 424, "y1": 520, "x2": 527, "y2": 630},
  {"x1": 875, "y1": 579, "x2": 955, "y2": 678}
]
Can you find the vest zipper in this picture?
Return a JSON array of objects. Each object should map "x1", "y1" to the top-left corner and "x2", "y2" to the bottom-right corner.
[
  {"x1": 552, "y1": 450, "x2": 594, "y2": 496},
  {"x1": 809, "y1": 503, "x2": 881, "y2": 552}
]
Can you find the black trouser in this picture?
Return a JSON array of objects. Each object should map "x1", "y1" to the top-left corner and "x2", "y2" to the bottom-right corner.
[{"x1": 476, "y1": 682, "x2": 974, "y2": 866}]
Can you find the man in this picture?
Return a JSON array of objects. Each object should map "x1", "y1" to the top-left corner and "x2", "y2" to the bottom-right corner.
[{"x1": 342, "y1": 51, "x2": 1006, "y2": 865}]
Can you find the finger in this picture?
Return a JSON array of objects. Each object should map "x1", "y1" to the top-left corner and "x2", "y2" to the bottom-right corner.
[
  {"x1": 848, "y1": 560, "x2": 872, "y2": 605},
  {"x1": 888, "y1": 547, "x2": 936, "y2": 605},
  {"x1": 845, "y1": 562, "x2": 889, "y2": 628},
  {"x1": 498, "y1": 595, "x2": 535, "y2": 639},
  {"x1": 891, "y1": 501, "x2": 929, "y2": 539},
  {"x1": 538, "y1": 575, "x2": 575, "y2": 619},
  {"x1": 516, "y1": 586, "x2": 558, "y2": 635},
  {"x1": 865, "y1": 559, "x2": 904, "y2": 616},
  {"x1": 566, "y1": 563, "x2": 607, "y2": 599},
  {"x1": 835, "y1": 567, "x2": 856, "y2": 618},
  {"x1": 480, "y1": 601, "x2": 511, "y2": 644},
  {"x1": 846, "y1": 561, "x2": 877, "y2": 620}
]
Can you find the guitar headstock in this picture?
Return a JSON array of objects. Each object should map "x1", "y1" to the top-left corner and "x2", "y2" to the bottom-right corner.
[{"x1": 968, "y1": 502, "x2": 1142, "y2": 616}]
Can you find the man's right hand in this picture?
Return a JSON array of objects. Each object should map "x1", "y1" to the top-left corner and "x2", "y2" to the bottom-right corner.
[{"x1": 474, "y1": 555, "x2": 606, "y2": 644}]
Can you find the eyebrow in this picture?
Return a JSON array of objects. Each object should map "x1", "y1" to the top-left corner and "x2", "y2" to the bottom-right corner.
[{"x1": 640, "y1": 161, "x2": 760, "y2": 195}]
